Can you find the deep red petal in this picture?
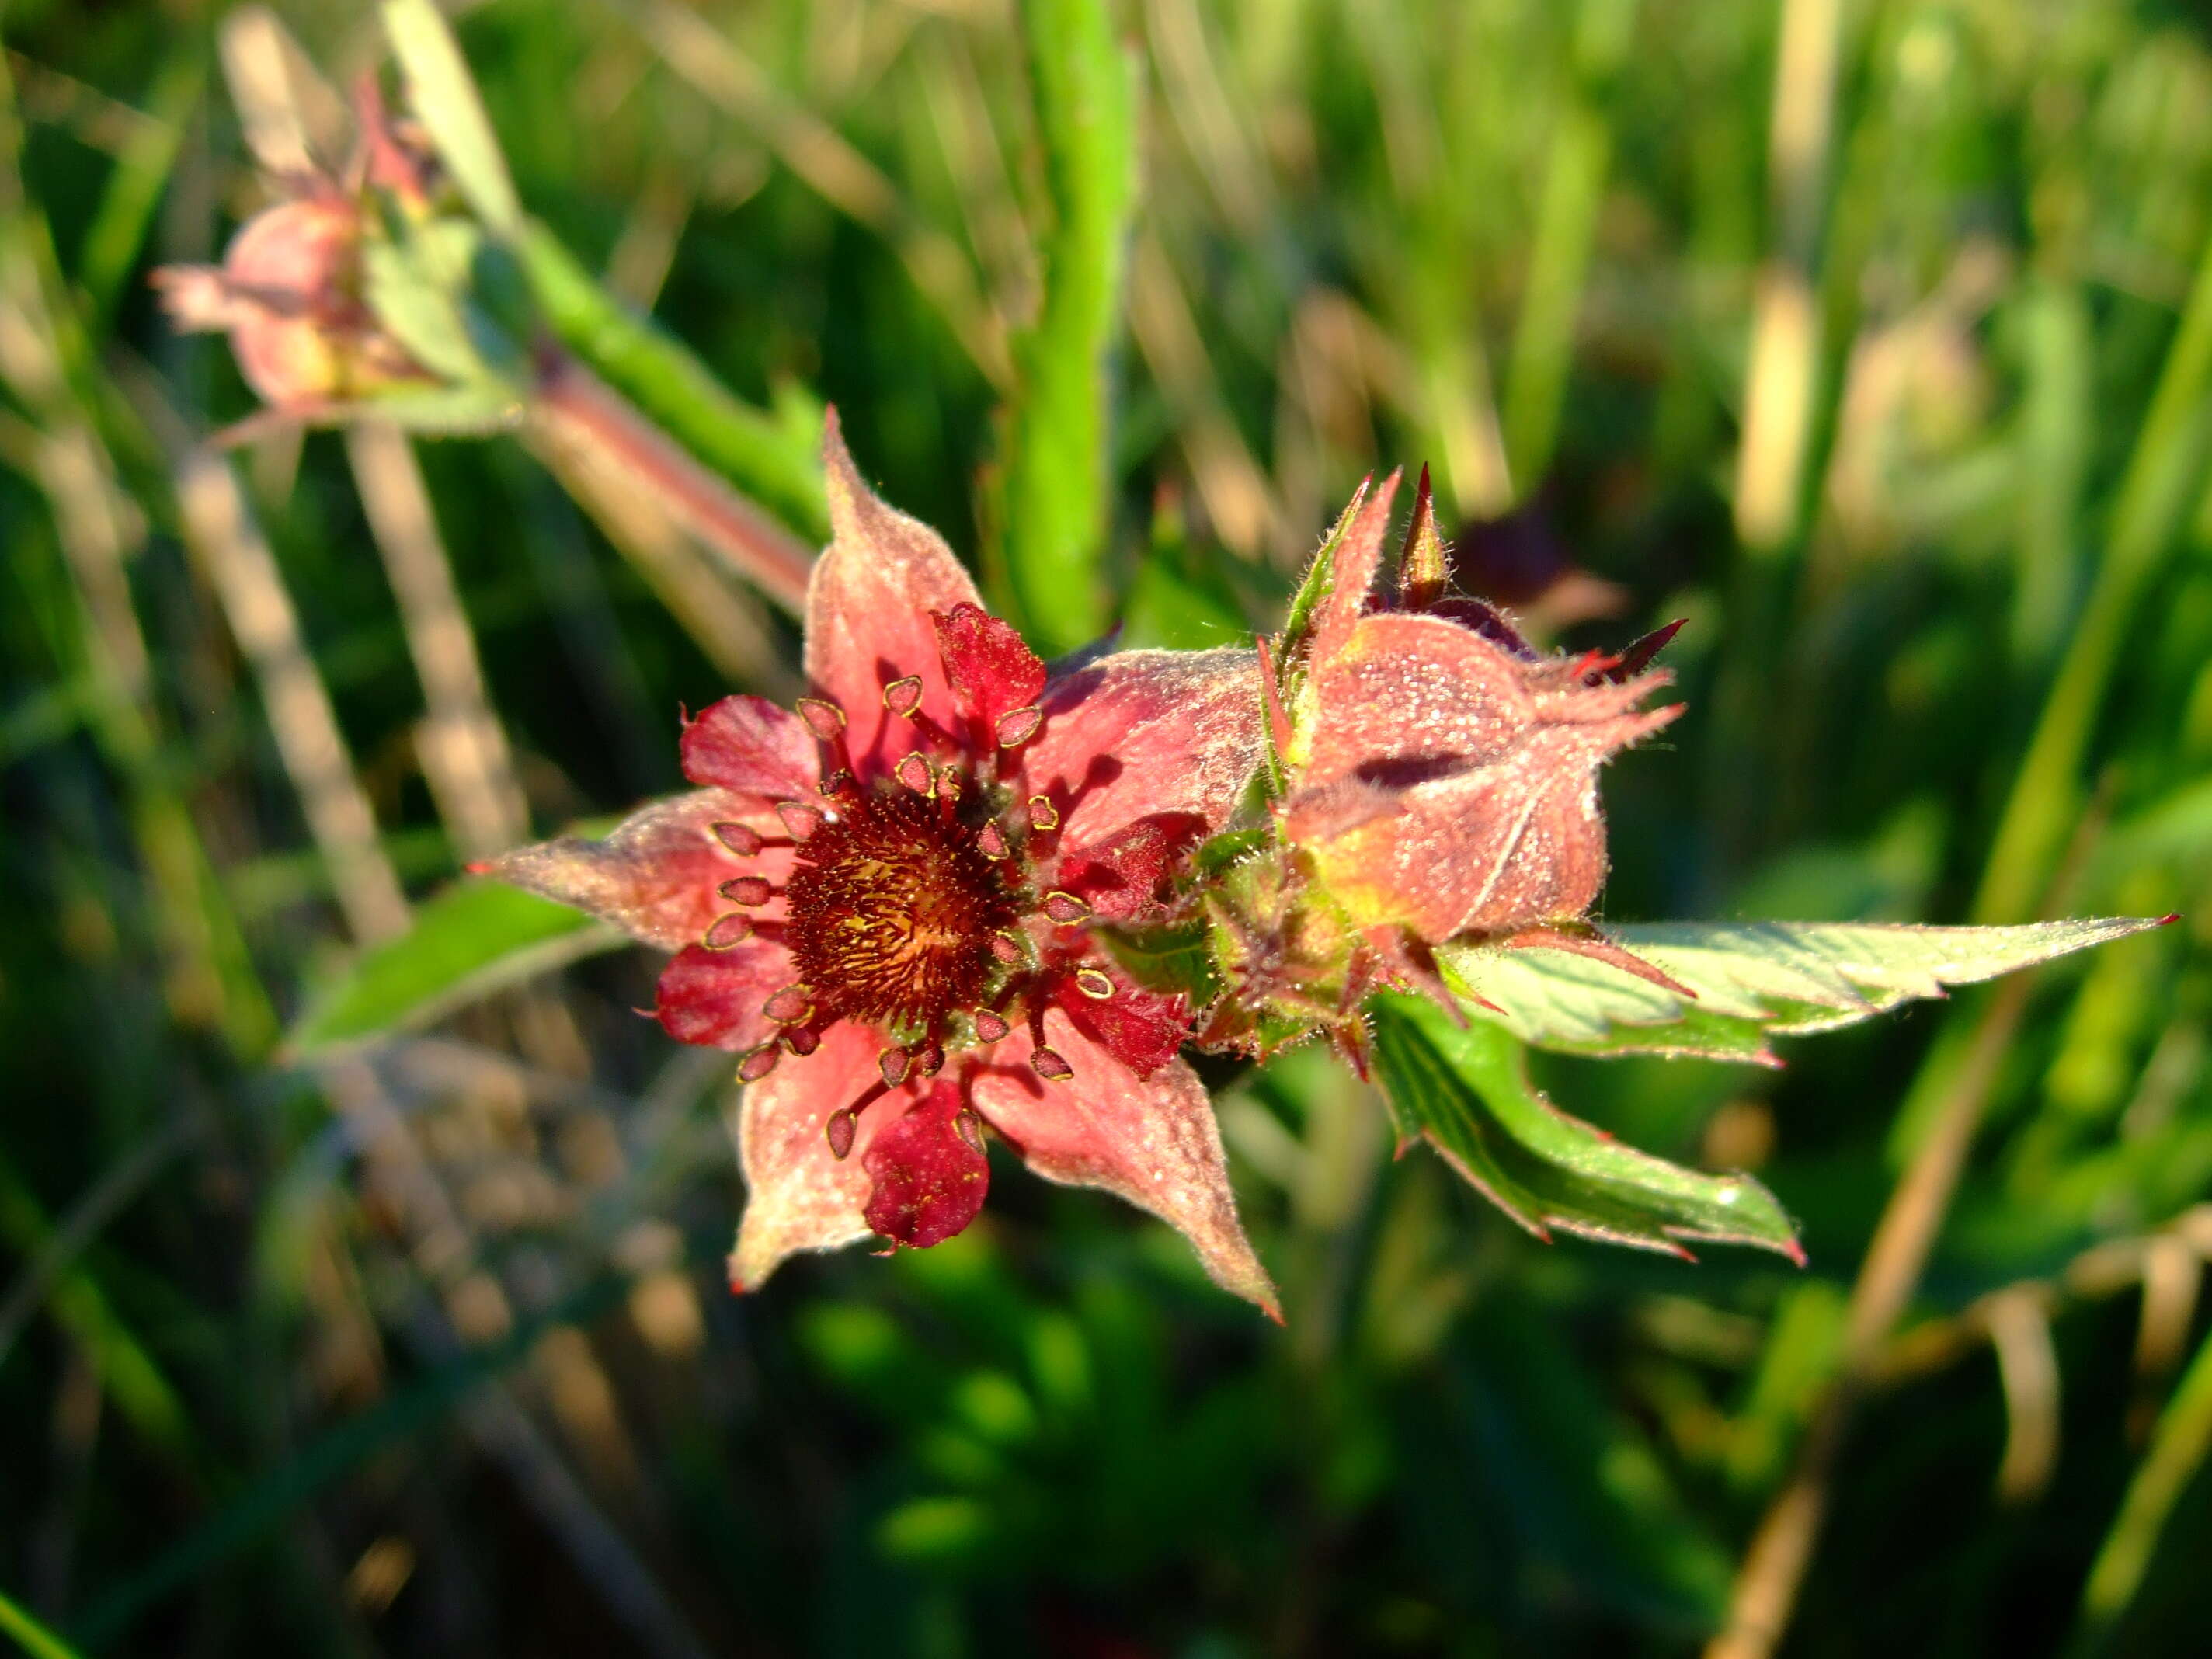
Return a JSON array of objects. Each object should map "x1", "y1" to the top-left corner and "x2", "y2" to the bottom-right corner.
[
  {"x1": 680, "y1": 695, "x2": 820, "y2": 797},
  {"x1": 1055, "y1": 815, "x2": 1203, "y2": 920},
  {"x1": 1021, "y1": 647, "x2": 1262, "y2": 850},
  {"x1": 861, "y1": 1083, "x2": 991, "y2": 1247},
  {"x1": 655, "y1": 939, "x2": 794, "y2": 1051},
  {"x1": 807, "y1": 411, "x2": 983, "y2": 778},
  {"x1": 1051, "y1": 969, "x2": 1190, "y2": 1079},
  {"x1": 931, "y1": 602, "x2": 1045, "y2": 730},
  {"x1": 969, "y1": 1014, "x2": 1277, "y2": 1317}
]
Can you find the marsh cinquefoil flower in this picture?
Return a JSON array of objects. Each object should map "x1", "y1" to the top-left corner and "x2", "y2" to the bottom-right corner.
[{"x1": 489, "y1": 417, "x2": 1278, "y2": 1314}]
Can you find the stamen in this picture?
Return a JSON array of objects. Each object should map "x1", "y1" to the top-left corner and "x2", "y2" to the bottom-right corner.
[
  {"x1": 895, "y1": 752, "x2": 934, "y2": 795},
  {"x1": 738, "y1": 1045, "x2": 779, "y2": 1083},
  {"x1": 825, "y1": 1108, "x2": 857, "y2": 1160},
  {"x1": 796, "y1": 697, "x2": 846, "y2": 740},
  {"x1": 1030, "y1": 1046, "x2": 1074, "y2": 1082},
  {"x1": 954, "y1": 1109, "x2": 986, "y2": 1157},
  {"x1": 1042, "y1": 891, "x2": 1091, "y2": 924},
  {"x1": 989, "y1": 931, "x2": 1026, "y2": 965},
  {"x1": 1075, "y1": 967, "x2": 1115, "y2": 1000},
  {"x1": 910, "y1": 1038, "x2": 944, "y2": 1079},
  {"x1": 882, "y1": 676, "x2": 924, "y2": 717},
  {"x1": 776, "y1": 801, "x2": 825, "y2": 840},
  {"x1": 995, "y1": 705, "x2": 1042, "y2": 747},
  {"x1": 976, "y1": 821, "x2": 1010, "y2": 859},
  {"x1": 878, "y1": 1047, "x2": 912, "y2": 1089},
  {"x1": 763, "y1": 986, "x2": 812, "y2": 1024},
  {"x1": 783, "y1": 1027, "x2": 821, "y2": 1056},
  {"x1": 1027, "y1": 795, "x2": 1059, "y2": 832},
  {"x1": 936, "y1": 768, "x2": 964, "y2": 808},
  {"x1": 817, "y1": 767, "x2": 857, "y2": 798},
  {"x1": 721, "y1": 875, "x2": 774, "y2": 906},
  {"x1": 703, "y1": 913, "x2": 753, "y2": 950},
  {"x1": 972, "y1": 1010, "x2": 1010, "y2": 1042},
  {"x1": 713, "y1": 821, "x2": 763, "y2": 857}
]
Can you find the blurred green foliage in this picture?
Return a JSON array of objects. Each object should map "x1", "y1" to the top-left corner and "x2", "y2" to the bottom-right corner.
[{"x1": 2, "y1": 1, "x2": 2212, "y2": 1656}]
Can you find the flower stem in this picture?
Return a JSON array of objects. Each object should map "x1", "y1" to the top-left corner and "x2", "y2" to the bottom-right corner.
[{"x1": 529, "y1": 348, "x2": 815, "y2": 614}]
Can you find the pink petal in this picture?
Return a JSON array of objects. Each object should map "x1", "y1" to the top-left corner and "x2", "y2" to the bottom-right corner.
[
  {"x1": 971, "y1": 1010, "x2": 1278, "y2": 1317},
  {"x1": 931, "y1": 603, "x2": 1045, "y2": 731},
  {"x1": 861, "y1": 1083, "x2": 991, "y2": 1247},
  {"x1": 1021, "y1": 647, "x2": 1263, "y2": 850},
  {"x1": 807, "y1": 411, "x2": 983, "y2": 777},
  {"x1": 730, "y1": 1021, "x2": 914, "y2": 1291},
  {"x1": 1050, "y1": 969, "x2": 1189, "y2": 1079},
  {"x1": 655, "y1": 937, "x2": 794, "y2": 1051},
  {"x1": 1307, "y1": 469, "x2": 1400, "y2": 669},
  {"x1": 1055, "y1": 816, "x2": 1204, "y2": 920},
  {"x1": 680, "y1": 695, "x2": 820, "y2": 798},
  {"x1": 1287, "y1": 614, "x2": 1682, "y2": 937},
  {"x1": 479, "y1": 790, "x2": 791, "y2": 951},
  {"x1": 1303, "y1": 613, "x2": 1535, "y2": 785}
]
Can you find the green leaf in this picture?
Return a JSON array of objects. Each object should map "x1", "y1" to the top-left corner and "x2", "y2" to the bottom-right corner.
[
  {"x1": 1368, "y1": 995, "x2": 1803, "y2": 1261},
  {"x1": 1437, "y1": 917, "x2": 2175, "y2": 1064},
  {"x1": 991, "y1": 0, "x2": 1139, "y2": 652},
  {"x1": 382, "y1": 0, "x2": 525, "y2": 237},
  {"x1": 285, "y1": 878, "x2": 624, "y2": 1057}
]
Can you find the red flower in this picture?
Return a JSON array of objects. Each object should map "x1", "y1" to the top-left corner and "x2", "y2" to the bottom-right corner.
[{"x1": 488, "y1": 416, "x2": 1277, "y2": 1314}]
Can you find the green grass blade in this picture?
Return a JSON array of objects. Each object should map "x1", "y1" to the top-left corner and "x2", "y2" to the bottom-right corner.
[
  {"x1": 0, "y1": 1582, "x2": 86, "y2": 1659},
  {"x1": 1974, "y1": 223, "x2": 2212, "y2": 926},
  {"x1": 70, "y1": 1276, "x2": 628, "y2": 1650},
  {"x1": 2069, "y1": 1325, "x2": 2212, "y2": 1655}
]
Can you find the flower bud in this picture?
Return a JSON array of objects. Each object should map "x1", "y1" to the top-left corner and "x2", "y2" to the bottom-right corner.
[
  {"x1": 1277, "y1": 471, "x2": 1681, "y2": 945},
  {"x1": 154, "y1": 193, "x2": 422, "y2": 413}
]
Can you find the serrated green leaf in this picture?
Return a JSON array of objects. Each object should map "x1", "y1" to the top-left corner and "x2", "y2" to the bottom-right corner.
[
  {"x1": 382, "y1": 0, "x2": 524, "y2": 237},
  {"x1": 285, "y1": 879, "x2": 623, "y2": 1058},
  {"x1": 1368, "y1": 995, "x2": 1803, "y2": 1261},
  {"x1": 1437, "y1": 917, "x2": 2174, "y2": 1063}
]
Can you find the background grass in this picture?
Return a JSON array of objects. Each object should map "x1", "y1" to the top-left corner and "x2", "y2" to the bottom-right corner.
[{"x1": 4, "y1": 0, "x2": 2212, "y2": 1654}]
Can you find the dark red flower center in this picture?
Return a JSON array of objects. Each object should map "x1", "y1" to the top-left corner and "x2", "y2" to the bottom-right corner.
[{"x1": 784, "y1": 784, "x2": 1019, "y2": 1030}]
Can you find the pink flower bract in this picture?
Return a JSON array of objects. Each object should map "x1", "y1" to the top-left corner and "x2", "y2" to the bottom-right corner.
[{"x1": 488, "y1": 414, "x2": 1277, "y2": 1315}]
